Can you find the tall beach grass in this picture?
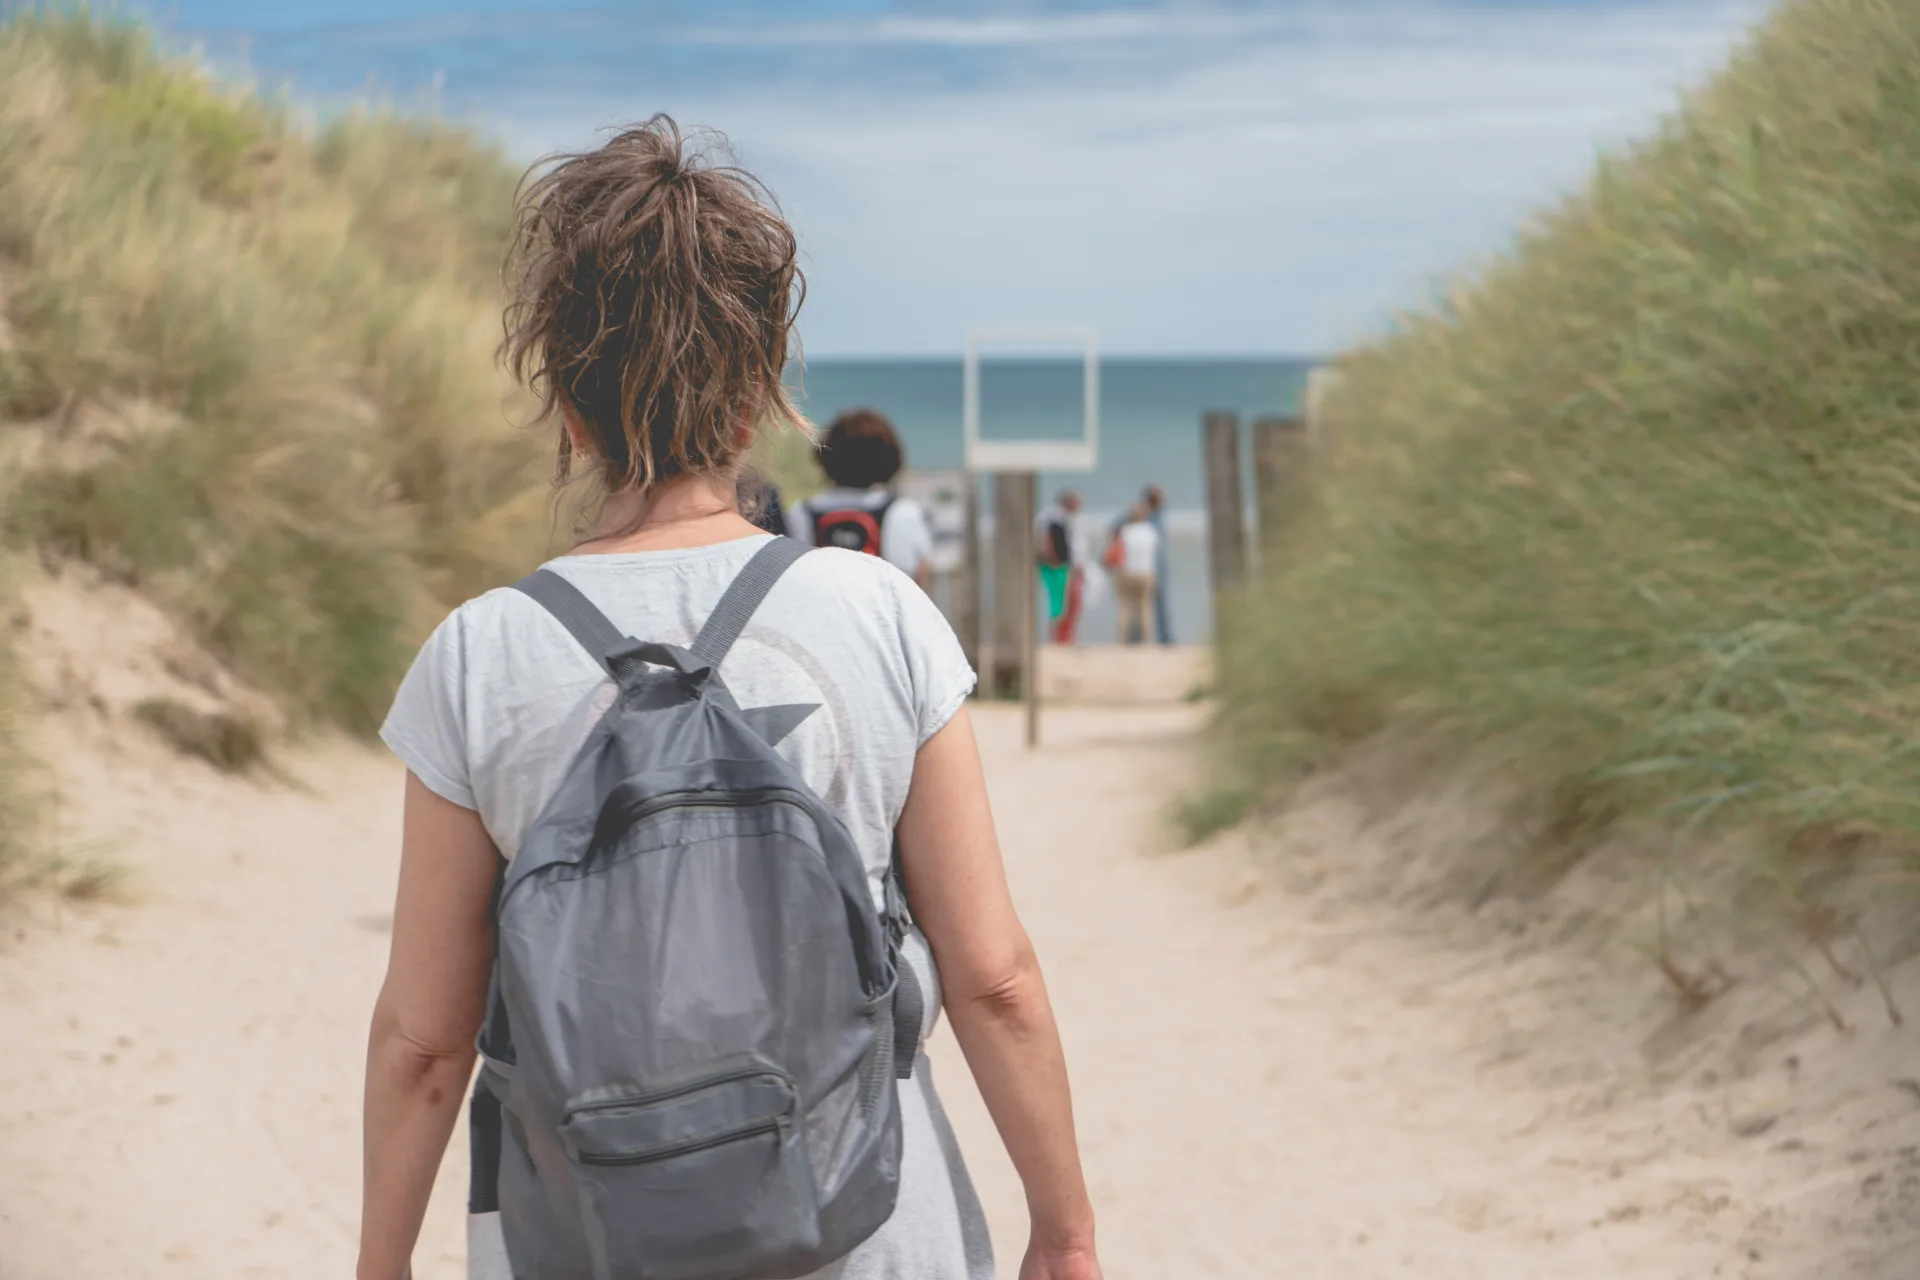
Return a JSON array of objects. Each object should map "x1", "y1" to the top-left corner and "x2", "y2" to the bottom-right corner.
[
  {"x1": 0, "y1": 10, "x2": 553, "y2": 735},
  {"x1": 1217, "y1": 0, "x2": 1920, "y2": 882}
]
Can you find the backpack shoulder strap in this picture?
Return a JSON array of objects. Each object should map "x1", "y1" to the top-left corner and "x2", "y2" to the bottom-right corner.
[
  {"x1": 512, "y1": 568, "x2": 630, "y2": 676},
  {"x1": 690, "y1": 536, "x2": 810, "y2": 669}
]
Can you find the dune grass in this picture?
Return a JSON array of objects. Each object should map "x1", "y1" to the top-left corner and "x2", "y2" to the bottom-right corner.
[
  {"x1": 1169, "y1": 784, "x2": 1257, "y2": 848},
  {"x1": 0, "y1": 10, "x2": 553, "y2": 736},
  {"x1": 1216, "y1": 0, "x2": 1920, "y2": 882}
]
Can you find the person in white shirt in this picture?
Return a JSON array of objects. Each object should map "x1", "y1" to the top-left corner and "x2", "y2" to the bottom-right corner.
[
  {"x1": 1114, "y1": 503, "x2": 1161, "y2": 645},
  {"x1": 361, "y1": 118, "x2": 1101, "y2": 1280},
  {"x1": 788, "y1": 408, "x2": 934, "y2": 590}
]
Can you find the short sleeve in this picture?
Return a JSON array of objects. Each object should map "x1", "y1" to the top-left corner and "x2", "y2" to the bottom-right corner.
[
  {"x1": 881, "y1": 499, "x2": 934, "y2": 577},
  {"x1": 379, "y1": 607, "x2": 478, "y2": 809},
  {"x1": 891, "y1": 573, "x2": 976, "y2": 745}
]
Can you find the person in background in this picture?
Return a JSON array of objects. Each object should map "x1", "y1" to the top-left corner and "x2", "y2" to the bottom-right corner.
[
  {"x1": 1034, "y1": 490, "x2": 1085, "y2": 645},
  {"x1": 1108, "y1": 484, "x2": 1173, "y2": 645},
  {"x1": 788, "y1": 408, "x2": 934, "y2": 590},
  {"x1": 736, "y1": 467, "x2": 788, "y2": 535},
  {"x1": 1114, "y1": 503, "x2": 1161, "y2": 645},
  {"x1": 1141, "y1": 483, "x2": 1173, "y2": 645}
]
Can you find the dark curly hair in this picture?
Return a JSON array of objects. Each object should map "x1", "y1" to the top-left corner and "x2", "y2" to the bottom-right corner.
[
  {"x1": 816, "y1": 408, "x2": 905, "y2": 489},
  {"x1": 500, "y1": 115, "x2": 806, "y2": 491}
]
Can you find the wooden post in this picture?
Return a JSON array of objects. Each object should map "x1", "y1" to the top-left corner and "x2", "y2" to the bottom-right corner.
[
  {"x1": 1250, "y1": 415, "x2": 1307, "y2": 550},
  {"x1": 989, "y1": 471, "x2": 1036, "y2": 701},
  {"x1": 1202, "y1": 411, "x2": 1248, "y2": 619},
  {"x1": 953, "y1": 472, "x2": 982, "y2": 674}
]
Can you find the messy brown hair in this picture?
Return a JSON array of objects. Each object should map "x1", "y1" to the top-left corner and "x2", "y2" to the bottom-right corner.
[{"x1": 501, "y1": 115, "x2": 806, "y2": 492}]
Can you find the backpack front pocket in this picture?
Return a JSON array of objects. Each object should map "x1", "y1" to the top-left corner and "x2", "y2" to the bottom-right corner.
[{"x1": 561, "y1": 1063, "x2": 820, "y2": 1280}]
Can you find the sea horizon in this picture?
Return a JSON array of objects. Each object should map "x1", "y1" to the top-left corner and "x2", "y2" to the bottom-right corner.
[
  {"x1": 788, "y1": 352, "x2": 1315, "y2": 642},
  {"x1": 788, "y1": 353, "x2": 1318, "y2": 506}
]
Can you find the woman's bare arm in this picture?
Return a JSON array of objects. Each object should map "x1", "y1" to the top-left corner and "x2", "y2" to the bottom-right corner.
[
  {"x1": 898, "y1": 708, "x2": 1101, "y2": 1280},
  {"x1": 358, "y1": 773, "x2": 499, "y2": 1280}
]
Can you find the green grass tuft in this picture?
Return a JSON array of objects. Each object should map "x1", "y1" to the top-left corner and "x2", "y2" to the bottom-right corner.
[
  {"x1": 1216, "y1": 0, "x2": 1920, "y2": 874},
  {"x1": 1170, "y1": 785, "x2": 1256, "y2": 847},
  {"x1": 52, "y1": 856, "x2": 128, "y2": 903},
  {"x1": 132, "y1": 697, "x2": 266, "y2": 773}
]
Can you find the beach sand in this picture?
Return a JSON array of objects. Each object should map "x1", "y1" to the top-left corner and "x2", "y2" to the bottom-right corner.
[{"x1": 1, "y1": 584, "x2": 1916, "y2": 1277}]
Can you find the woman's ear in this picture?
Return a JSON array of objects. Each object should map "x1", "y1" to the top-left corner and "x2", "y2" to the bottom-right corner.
[
  {"x1": 731, "y1": 419, "x2": 758, "y2": 456},
  {"x1": 561, "y1": 402, "x2": 593, "y2": 458}
]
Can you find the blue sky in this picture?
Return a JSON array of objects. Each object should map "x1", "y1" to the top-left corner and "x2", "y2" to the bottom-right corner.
[{"x1": 125, "y1": 1, "x2": 1772, "y2": 356}]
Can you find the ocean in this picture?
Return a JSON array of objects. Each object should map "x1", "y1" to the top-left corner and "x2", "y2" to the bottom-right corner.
[{"x1": 788, "y1": 356, "x2": 1314, "y2": 645}]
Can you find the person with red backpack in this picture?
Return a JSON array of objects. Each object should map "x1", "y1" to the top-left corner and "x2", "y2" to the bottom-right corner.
[{"x1": 787, "y1": 408, "x2": 934, "y2": 590}]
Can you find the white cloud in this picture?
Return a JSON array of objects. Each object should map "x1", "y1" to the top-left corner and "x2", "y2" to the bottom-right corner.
[
  {"x1": 171, "y1": 0, "x2": 1773, "y2": 355},
  {"x1": 466, "y1": 1, "x2": 1771, "y2": 354}
]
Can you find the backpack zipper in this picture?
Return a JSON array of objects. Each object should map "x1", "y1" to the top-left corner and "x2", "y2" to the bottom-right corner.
[
  {"x1": 575, "y1": 1116, "x2": 784, "y2": 1168},
  {"x1": 562, "y1": 1064, "x2": 789, "y2": 1126},
  {"x1": 503, "y1": 787, "x2": 816, "y2": 911},
  {"x1": 621, "y1": 787, "x2": 808, "y2": 825},
  {"x1": 585, "y1": 786, "x2": 815, "y2": 865},
  {"x1": 566, "y1": 1066, "x2": 793, "y2": 1168}
]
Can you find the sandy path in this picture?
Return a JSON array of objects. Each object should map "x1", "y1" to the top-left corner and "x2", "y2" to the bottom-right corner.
[
  {"x1": 943, "y1": 707, "x2": 1920, "y2": 1278},
  {"x1": 3, "y1": 698, "x2": 1916, "y2": 1277},
  {"x1": 0, "y1": 733, "x2": 472, "y2": 1278},
  {"x1": 941, "y1": 706, "x2": 1747, "y2": 1276}
]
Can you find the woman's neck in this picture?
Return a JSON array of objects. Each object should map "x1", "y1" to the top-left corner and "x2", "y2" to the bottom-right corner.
[{"x1": 571, "y1": 473, "x2": 762, "y2": 556}]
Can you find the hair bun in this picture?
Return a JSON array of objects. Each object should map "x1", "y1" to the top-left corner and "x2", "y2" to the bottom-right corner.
[{"x1": 500, "y1": 114, "x2": 808, "y2": 492}]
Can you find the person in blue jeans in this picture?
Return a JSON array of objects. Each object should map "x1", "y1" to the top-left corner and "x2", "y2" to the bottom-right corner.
[{"x1": 1108, "y1": 484, "x2": 1173, "y2": 645}]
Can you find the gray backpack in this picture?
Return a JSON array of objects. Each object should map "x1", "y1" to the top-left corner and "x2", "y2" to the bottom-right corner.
[{"x1": 468, "y1": 537, "x2": 923, "y2": 1280}]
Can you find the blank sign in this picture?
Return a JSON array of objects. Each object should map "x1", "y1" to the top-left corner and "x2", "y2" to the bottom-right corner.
[{"x1": 963, "y1": 328, "x2": 1099, "y2": 473}]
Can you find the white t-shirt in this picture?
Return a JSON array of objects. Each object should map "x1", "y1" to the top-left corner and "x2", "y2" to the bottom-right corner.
[
  {"x1": 1119, "y1": 520, "x2": 1161, "y2": 576},
  {"x1": 788, "y1": 488, "x2": 934, "y2": 579},
  {"x1": 379, "y1": 535, "x2": 992, "y2": 1280}
]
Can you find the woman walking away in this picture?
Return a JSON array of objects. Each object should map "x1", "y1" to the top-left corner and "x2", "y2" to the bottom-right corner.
[
  {"x1": 1115, "y1": 503, "x2": 1160, "y2": 645},
  {"x1": 360, "y1": 116, "x2": 1101, "y2": 1280},
  {"x1": 788, "y1": 408, "x2": 935, "y2": 590}
]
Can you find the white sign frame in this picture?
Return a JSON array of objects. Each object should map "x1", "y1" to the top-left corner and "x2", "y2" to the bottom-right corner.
[{"x1": 962, "y1": 327, "x2": 1100, "y2": 473}]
